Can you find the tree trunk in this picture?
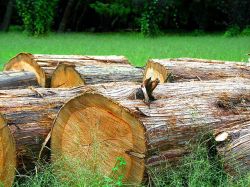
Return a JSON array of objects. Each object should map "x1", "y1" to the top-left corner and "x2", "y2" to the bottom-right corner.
[
  {"x1": 50, "y1": 64, "x2": 143, "y2": 88},
  {"x1": 51, "y1": 78, "x2": 250, "y2": 184},
  {"x1": 0, "y1": 71, "x2": 38, "y2": 89},
  {"x1": 144, "y1": 58, "x2": 250, "y2": 83},
  {"x1": 57, "y1": 0, "x2": 76, "y2": 32},
  {"x1": 4, "y1": 53, "x2": 130, "y2": 87},
  {"x1": 0, "y1": 0, "x2": 13, "y2": 31}
]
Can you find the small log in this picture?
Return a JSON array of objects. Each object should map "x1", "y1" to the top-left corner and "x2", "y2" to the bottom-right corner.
[
  {"x1": 0, "y1": 71, "x2": 38, "y2": 89},
  {"x1": 51, "y1": 78, "x2": 250, "y2": 184},
  {"x1": 0, "y1": 114, "x2": 16, "y2": 187},
  {"x1": 51, "y1": 64, "x2": 144, "y2": 88},
  {"x1": 0, "y1": 86, "x2": 93, "y2": 174},
  {"x1": 216, "y1": 125, "x2": 250, "y2": 175},
  {"x1": 144, "y1": 58, "x2": 250, "y2": 83},
  {"x1": 4, "y1": 53, "x2": 130, "y2": 87}
]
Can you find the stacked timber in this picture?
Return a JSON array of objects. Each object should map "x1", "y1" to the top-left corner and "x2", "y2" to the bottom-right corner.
[
  {"x1": 51, "y1": 78, "x2": 250, "y2": 185},
  {"x1": 1, "y1": 55, "x2": 250, "y2": 186},
  {"x1": 144, "y1": 58, "x2": 250, "y2": 83},
  {"x1": 4, "y1": 53, "x2": 137, "y2": 87}
]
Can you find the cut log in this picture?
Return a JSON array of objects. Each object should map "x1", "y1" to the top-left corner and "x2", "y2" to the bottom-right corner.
[
  {"x1": 0, "y1": 86, "x2": 93, "y2": 173},
  {"x1": 216, "y1": 125, "x2": 250, "y2": 175},
  {"x1": 144, "y1": 58, "x2": 250, "y2": 83},
  {"x1": 51, "y1": 78, "x2": 250, "y2": 184},
  {"x1": 0, "y1": 71, "x2": 38, "y2": 89},
  {"x1": 4, "y1": 53, "x2": 130, "y2": 87},
  {"x1": 51, "y1": 64, "x2": 144, "y2": 88},
  {"x1": 0, "y1": 114, "x2": 16, "y2": 187}
]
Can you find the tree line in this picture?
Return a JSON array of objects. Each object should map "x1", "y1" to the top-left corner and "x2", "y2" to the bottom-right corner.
[{"x1": 0, "y1": 0, "x2": 250, "y2": 36}]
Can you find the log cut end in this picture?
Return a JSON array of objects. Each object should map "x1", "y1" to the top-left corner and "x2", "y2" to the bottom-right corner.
[
  {"x1": 4, "y1": 53, "x2": 46, "y2": 87},
  {"x1": 216, "y1": 126, "x2": 250, "y2": 175},
  {"x1": 0, "y1": 114, "x2": 16, "y2": 187},
  {"x1": 51, "y1": 93, "x2": 146, "y2": 184},
  {"x1": 144, "y1": 59, "x2": 169, "y2": 83},
  {"x1": 51, "y1": 64, "x2": 85, "y2": 88}
]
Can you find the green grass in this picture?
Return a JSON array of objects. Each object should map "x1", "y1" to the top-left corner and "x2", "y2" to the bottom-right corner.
[
  {"x1": 149, "y1": 143, "x2": 250, "y2": 187},
  {"x1": 0, "y1": 31, "x2": 250, "y2": 70},
  {"x1": 13, "y1": 142, "x2": 250, "y2": 187}
]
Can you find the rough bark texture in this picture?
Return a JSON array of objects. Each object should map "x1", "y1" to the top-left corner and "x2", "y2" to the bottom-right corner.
[
  {"x1": 0, "y1": 86, "x2": 92, "y2": 173},
  {"x1": 144, "y1": 58, "x2": 250, "y2": 83},
  {"x1": 51, "y1": 78, "x2": 250, "y2": 184},
  {"x1": 51, "y1": 63, "x2": 144, "y2": 88},
  {"x1": 0, "y1": 71, "x2": 38, "y2": 89},
  {"x1": 4, "y1": 53, "x2": 130, "y2": 87}
]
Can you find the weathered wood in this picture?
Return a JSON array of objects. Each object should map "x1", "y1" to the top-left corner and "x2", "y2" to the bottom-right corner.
[
  {"x1": 0, "y1": 114, "x2": 16, "y2": 187},
  {"x1": 51, "y1": 78, "x2": 250, "y2": 184},
  {"x1": 0, "y1": 71, "x2": 38, "y2": 89},
  {"x1": 51, "y1": 63, "x2": 144, "y2": 88},
  {"x1": 0, "y1": 86, "x2": 93, "y2": 173},
  {"x1": 4, "y1": 53, "x2": 130, "y2": 87},
  {"x1": 144, "y1": 58, "x2": 250, "y2": 83},
  {"x1": 216, "y1": 125, "x2": 250, "y2": 175}
]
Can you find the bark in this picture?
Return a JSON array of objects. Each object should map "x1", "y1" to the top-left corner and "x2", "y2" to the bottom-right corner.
[
  {"x1": 144, "y1": 58, "x2": 250, "y2": 83},
  {"x1": 51, "y1": 78, "x2": 250, "y2": 184},
  {"x1": 0, "y1": 71, "x2": 38, "y2": 89},
  {"x1": 0, "y1": 0, "x2": 13, "y2": 31},
  {"x1": 4, "y1": 53, "x2": 130, "y2": 87},
  {"x1": 50, "y1": 63, "x2": 144, "y2": 88}
]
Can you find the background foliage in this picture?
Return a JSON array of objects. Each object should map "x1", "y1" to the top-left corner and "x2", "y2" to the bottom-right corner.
[{"x1": 0, "y1": 0, "x2": 250, "y2": 35}]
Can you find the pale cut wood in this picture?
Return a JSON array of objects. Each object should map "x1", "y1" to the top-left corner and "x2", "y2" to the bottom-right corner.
[
  {"x1": 4, "y1": 53, "x2": 130, "y2": 87},
  {"x1": 51, "y1": 64, "x2": 144, "y2": 88},
  {"x1": 0, "y1": 71, "x2": 38, "y2": 89},
  {"x1": 51, "y1": 78, "x2": 250, "y2": 184},
  {"x1": 0, "y1": 86, "x2": 93, "y2": 173},
  {"x1": 144, "y1": 58, "x2": 250, "y2": 83},
  {"x1": 0, "y1": 114, "x2": 16, "y2": 187}
]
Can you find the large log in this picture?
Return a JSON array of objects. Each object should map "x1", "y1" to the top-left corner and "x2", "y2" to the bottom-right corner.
[
  {"x1": 4, "y1": 53, "x2": 130, "y2": 87},
  {"x1": 51, "y1": 78, "x2": 250, "y2": 184},
  {"x1": 51, "y1": 64, "x2": 143, "y2": 88},
  {"x1": 144, "y1": 58, "x2": 250, "y2": 83},
  {"x1": 0, "y1": 71, "x2": 38, "y2": 89},
  {"x1": 0, "y1": 86, "x2": 93, "y2": 176}
]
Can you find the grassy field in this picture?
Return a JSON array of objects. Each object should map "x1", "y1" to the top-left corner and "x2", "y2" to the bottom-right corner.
[{"x1": 0, "y1": 31, "x2": 250, "y2": 70}]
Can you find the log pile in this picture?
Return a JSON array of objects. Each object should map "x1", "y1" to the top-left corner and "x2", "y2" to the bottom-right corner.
[{"x1": 0, "y1": 54, "x2": 250, "y2": 186}]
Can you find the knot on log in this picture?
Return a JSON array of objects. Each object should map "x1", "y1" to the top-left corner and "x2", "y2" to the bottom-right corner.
[{"x1": 128, "y1": 77, "x2": 159, "y2": 103}]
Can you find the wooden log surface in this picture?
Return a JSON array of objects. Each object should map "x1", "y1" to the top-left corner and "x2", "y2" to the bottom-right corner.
[
  {"x1": 51, "y1": 78, "x2": 250, "y2": 184},
  {"x1": 0, "y1": 71, "x2": 38, "y2": 89},
  {"x1": 4, "y1": 53, "x2": 130, "y2": 87},
  {"x1": 144, "y1": 58, "x2": 250, "y2": 83},
  {"x1": 0, "y1": 114, "x2": 16, "y2": 187},
  {"x1": 51, "y1": 64, "x2": 144, "y2": 88}
]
